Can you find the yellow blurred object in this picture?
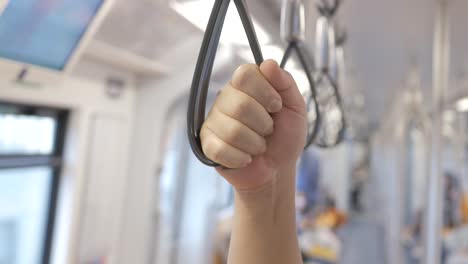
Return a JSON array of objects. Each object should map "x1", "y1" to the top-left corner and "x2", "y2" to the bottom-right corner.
[
  {"x1": 315, "y1": 208, "x2": 347, "y2": 229},
  {"x1": 307, "y1": 246, "x2": 338, "y2": 261},
  {"x1": 462, "y1": 194, "x2": 468, "y2": 224}
]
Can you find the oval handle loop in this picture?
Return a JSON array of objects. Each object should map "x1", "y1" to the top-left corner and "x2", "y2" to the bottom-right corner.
[
  {"x1": 314, "y1": 8, "x2": 347, "y2": 148},
  {"x1": 187, "y1": 0, "x2": 264, "y2": 167},
  {"x1": 280, "y1": 0, "x2": 320, "y2": 148},
  {"x1": 314, "y1": 70, "x2": 346, "y2": 148},
  {"x1": 280, "y1": 42, "x2": 321, "y2": 148}
]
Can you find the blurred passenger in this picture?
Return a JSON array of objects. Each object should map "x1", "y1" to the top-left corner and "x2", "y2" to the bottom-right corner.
[
  {"x1": 350, "y1": 160, "x2": 368, "y2": 213},
  {"x1": 442, "y1": 172, "x2": 468, "y2": 263},
  {"x1": 402, "y1": 210, "x2": 424, "y2": 263},
  {"x1": 443, "y1": 172, "x2": 463, "y2": 231},
  {"x1": 403, "y1": 172, "x2": 466, "y2": 264},
  {"x1": 296, "y1": 148, "x2": 321, "y2": 233},
  {"x1": 296, "y1": 148, "x2": 320, "y2": 215}
]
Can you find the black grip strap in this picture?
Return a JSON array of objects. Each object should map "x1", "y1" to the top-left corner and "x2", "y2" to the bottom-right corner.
[
  {"x1": 187, "y1": 0, "x2": 264, "y2": 167},
  {"x1": 280, "y1": 42, "x2": 321, "y2": 148},
  {"x1": 314, "y1": 3, "x2": 347, "y2": 148}
]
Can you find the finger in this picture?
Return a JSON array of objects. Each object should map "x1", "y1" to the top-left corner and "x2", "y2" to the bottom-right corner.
[
  {"x1": 200, "y1": 125, "x2": 252, "y2": 169},
  {"x1": 205, "y1": 109, "x2": 267, "y2": 155},
  {"x1": 260, "y1": 59, "x2": 306, "y2": 116},
  {"x1": 215, "y1": 84, "x2": 274, "y2": 136},
  {"x1": 231, "y1": 64, "x2": 283, "y2": 113}
]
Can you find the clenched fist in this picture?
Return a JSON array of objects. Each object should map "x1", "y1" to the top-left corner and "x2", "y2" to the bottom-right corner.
[{"x1": 200, "y1": 60, "x2": 307, "y2": 190}]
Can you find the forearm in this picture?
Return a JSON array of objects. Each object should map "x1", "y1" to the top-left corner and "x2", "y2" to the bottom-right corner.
[{"x1": 227, "y1": 166, "x2": 302, "y2": 264}]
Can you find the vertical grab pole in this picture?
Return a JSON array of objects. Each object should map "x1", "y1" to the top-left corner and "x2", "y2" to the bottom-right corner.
[{"x1": 424, "y1": 1, "x2": 450, "y2": 264}]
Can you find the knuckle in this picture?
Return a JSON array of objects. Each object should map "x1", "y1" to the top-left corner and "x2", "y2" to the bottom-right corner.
[
  {"x1": 232, "y1": 64, "x2": 257, "y2": 88},
  {"x1": 204, "y1": 139, "x2": 224, "y2": 162},
  {"x1": 211, "y1": 144, "x2": 227, "y2": 162},
  {"x1": 226, "y1": 122, "x2": 244, "y2": 143},
  {"x1": 232, "y1": 98, "x2": 251, "y2": 117}
]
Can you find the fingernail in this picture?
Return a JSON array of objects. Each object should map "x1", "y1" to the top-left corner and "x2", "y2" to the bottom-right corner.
[
  {"x1": 263, "y1": 59, "x2": 279, "y2": 68},
  {"x1": 268, "y1": 98, "x2": 282, "y2": 112},
  {"x1": 270, "y1": 59, "x2": 279, "y2": 68},
  {"x1": 243, "y1": 156, "x2": 252, "y2": 167}
]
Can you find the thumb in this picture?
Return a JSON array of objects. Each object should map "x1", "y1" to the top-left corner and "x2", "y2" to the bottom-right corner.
[{"x1": 260, "y1": 59, "x2": 306, "y2": 116}]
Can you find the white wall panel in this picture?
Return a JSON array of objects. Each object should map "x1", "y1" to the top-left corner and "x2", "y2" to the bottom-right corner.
[{"x1": 77, "y1": 114, "x2": 130, "y2": 264}]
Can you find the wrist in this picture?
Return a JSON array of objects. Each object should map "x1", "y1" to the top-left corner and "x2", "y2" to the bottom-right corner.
[
  {"x1": 233, "y1": 164, "x2": 297, "y2": 213},
  {"x1": 230, "y1": 163, "x2": 301, "y2": 263},
  {"x1": 233, "y1": 163, "x2": 296, "y2": 194}
]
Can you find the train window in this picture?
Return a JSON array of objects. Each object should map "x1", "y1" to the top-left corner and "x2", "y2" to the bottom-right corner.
[
  {"x1": 0, "y1": 105, "x2": 57, "y2": 155},
  {"x1": 0, "y1": 102, "x2": 68, "y2": 264}
]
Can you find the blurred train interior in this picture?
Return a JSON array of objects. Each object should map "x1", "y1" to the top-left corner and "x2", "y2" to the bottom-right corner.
[{"x1": 0, "y1": 0, "x2": 468, "y2": 264}]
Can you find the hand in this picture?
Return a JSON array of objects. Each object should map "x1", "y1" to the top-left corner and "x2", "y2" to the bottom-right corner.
[{"x1": 200, "y1": 60, "x2": 307, "y2": 191}]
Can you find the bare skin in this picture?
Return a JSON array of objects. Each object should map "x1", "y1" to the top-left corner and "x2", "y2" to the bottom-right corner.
[{"x1": 200, "y1": 59, "x2": 306, "y2": 264}]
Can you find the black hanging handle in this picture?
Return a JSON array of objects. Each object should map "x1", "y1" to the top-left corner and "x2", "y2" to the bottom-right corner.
[
  {"x1": 314, "y1": 71, "x2": 347, "y2": 147},
  {"x1": 280, "y1": 41, "x2": 321, "y2": 148},
  {"x1": 187, "y1": 0, "x2": 321, "y2": 167},
  {"x1": 187, "y1": 0, "x2": 264, "y2": 167},
  {"x1": 313, "y1": 1, "x2": 347, "y2": 148}
]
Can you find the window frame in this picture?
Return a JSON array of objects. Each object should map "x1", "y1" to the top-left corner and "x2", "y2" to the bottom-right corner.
[{"x1": 0, "y1": 101, "x2": 68, "y2": 264}]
